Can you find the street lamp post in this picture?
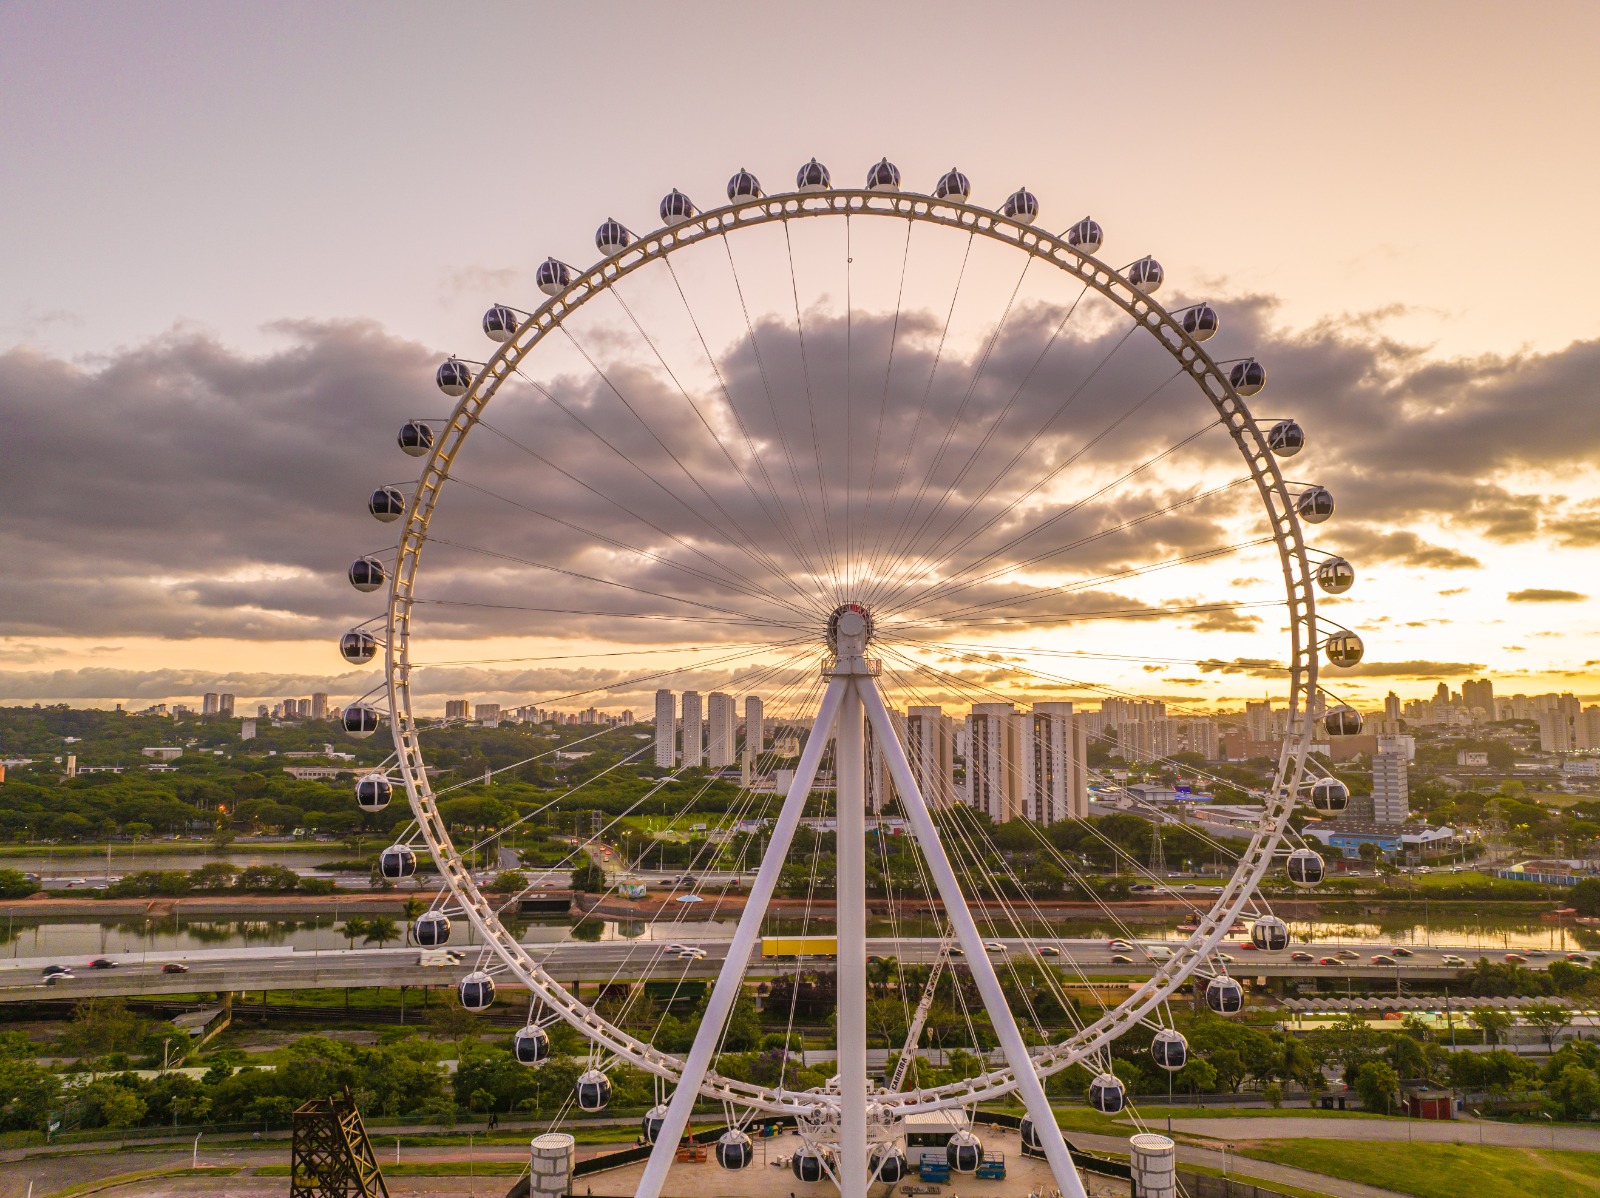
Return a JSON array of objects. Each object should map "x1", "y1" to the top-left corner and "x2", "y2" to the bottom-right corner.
[{"x1": 192, "y1": 1131, "x2": 204, "y2": 1169}]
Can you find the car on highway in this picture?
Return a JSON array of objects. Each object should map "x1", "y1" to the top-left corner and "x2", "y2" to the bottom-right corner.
[
  {"x1": 1524, "y1": 950, "x2": 1548, "y2": 958},
  {"x1": 1215, "y1": 953, "x2": 1236, "y2": 964},
  {"x1": 1108, "y1": 939, "x2": 1134, "y2": 950},
  {"x1": 45, "y1": 972, "x2": 74, "y2": 985},
  {"x1": 1238, "y1": 941, "x2": 1259, "y2": 951},
  {"x1": 1389, "y1": 947, "x2": 1415, "y2": 957},
  {"x1": 1290, "y1": 952, "x2": 1315, "y2": 962},
  {"x1": 1109, "y1": 955, "x2": 1134, "y2": 965},
  {"x1": 676, "y1": 948, "x2": 708, "y2": 961},
  {"x1": 1371, "y1": 955, "x2": 1398, "y2": 966},
  {"x1": 1504, "y1": 953, "x2": 1528, "y2": 964},
  {"x1": 1316, "y1": 957, "x2": 1339, "y2": 966},
  {"x1": 1567, "y1": 953, "x2": 1591, "y2": 964},
  {"x1": 948, "y1": 947, "x2": 965, "y2": 957},
  {"x1": 89, "y1": 958, "x2": 118, "y2": 970},
  {"x1": 1034, "y1": 945, "x2": 1060, "y2": 957},
  {"x1": 41, "y1": 964, "x2": 72, "y2": 977},
  {"x1": 162, "y1": 963, "x2": 190, "y2": 974},
  {"x1": 1336, "y1": 949, "x2": 1360, "y2": 960},
  {"x1": 666, "y1": 943, "x2": 688, "y2": 954},
  {"x1": 1441, "y1": 954, "x2": 1468, "y2": 966},
  {"x1": 983, "y1": 942, "x2": 1005, "y2": 953}
]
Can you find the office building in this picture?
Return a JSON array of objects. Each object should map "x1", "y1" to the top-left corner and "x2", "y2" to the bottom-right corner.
[
  {"x1": 653, "y1": 690, "x2": 676, "y2": 767},
  {"x1": 905, "y1": 706, "x2": 954, "y2": 807},
  {"x1": 1371, "y1": 751, "x2": 1410, "y2": 823},
  {"x1": 681, "y1": 691, "x2": 704, "y2": 768},
  {"x1": 1020, "y1": 702, "x2": 1087, "y2": 822},
  {"x1": 967, "y1": 703, "x2": 1023, "y2": 823},
  {"x1": 707, "y1": 692, "x2": 737, "y2": 768}
]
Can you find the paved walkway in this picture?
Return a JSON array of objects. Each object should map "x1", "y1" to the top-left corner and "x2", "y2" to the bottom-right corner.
[
  {"x1": 1071, "y1": 1130, "x2": 1412, "y2": 1198},
  {"x1": 1159, "y1": 1114, "x2": 1600, "y2": 1151}
]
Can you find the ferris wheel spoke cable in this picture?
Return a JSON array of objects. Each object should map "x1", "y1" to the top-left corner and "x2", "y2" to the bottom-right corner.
[
  {"x1": 417, "y1": 597, "x2": 807, "y2": 631},
  {"x1": 606, "y1": 280, "x2": 830, "y2": 595},
  {"x1": 856, "y1": 218, "x2": 914, "y2": 592},
  {"x1": 858, "y1": 229, "x2": 977, "y2": 591},
  {"x1": 447, "y1": 474, "x2": 812, "y2": 619},
  {"x1": 554, "y1": 325, "x2": 812, "y2": 601},
  {"x1": 781, "y1": 221, "x2": 846, "y2": 600},
  {"x1": 866, "y1": 319, "x2": 1144, "y2": 608},
  {"x1": 657, "y1": 257, "x2": 832, "y2": 597},
  {"x1": 430, "y1": 722, "x2": 633, "y2": 799},
  {"x1": 479, "y1": 407, "x2": 807, "y2": 612},
  {"x1": 718, "y1": 235, "x2": 839, "y2": 598},
  {"x1": 409, "y1": 640, "x2": 782, "y2": 669},
  {"x1": 864, "y1": 255, "x2": 1034, "y2": 601}
]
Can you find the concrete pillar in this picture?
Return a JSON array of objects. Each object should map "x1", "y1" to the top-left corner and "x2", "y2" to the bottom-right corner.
[
  {"x1": 1129, "y1": 1133, "x2": 1176, "y2": 1198},
  {"x1": 529, "y1": 1132, "x2": 575, "y2": 1198}
]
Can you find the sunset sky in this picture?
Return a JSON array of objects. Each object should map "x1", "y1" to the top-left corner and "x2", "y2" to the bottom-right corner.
[{"x1": 3, "y1": 2, "x2": 1597, "y2": 718}]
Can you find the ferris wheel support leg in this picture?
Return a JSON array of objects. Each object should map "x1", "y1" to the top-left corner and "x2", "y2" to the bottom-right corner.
[
  {"x1": 859, "y1": 680, "x2": 1090, "y2": 1198},
  {"x1": 633, "y1": 675, "x2": 849, "y2": 1198},
  {"x1": 836, "y1": 677, "x2": 868, "y2": 1198}
]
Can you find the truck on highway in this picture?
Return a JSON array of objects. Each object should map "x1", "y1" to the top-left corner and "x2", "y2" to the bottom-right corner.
[{"x1": 761, "y1": 936, "x2": 838, "y2": 959}]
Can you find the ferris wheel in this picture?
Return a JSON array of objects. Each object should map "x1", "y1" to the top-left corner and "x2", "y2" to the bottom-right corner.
[{"x1": 339, "y1": 156, "x2": 1367, "y2": 1198}]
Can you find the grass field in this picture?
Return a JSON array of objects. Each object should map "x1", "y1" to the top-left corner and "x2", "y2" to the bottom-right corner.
[{"x1": 1237, "y1": 1140, "x2": 1600, "y2": 1198}]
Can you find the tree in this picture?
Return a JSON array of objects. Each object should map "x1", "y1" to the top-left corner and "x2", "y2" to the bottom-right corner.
[
  {"x1": 1569, "y1": 878, "x2": 1600, "y2": 917},
  {"x1": 1469, "y1": 1008, "x2": 1513, "y2": 1046},
  {"x1": 340, "y1": 917, "x2": 371, "y2": 949},
  {"x1": 1521, "y1": 1001, "x2": 1571, "y2": 1051},
  {"x1": 363, "y1": 917, "x2": 400, "y2": 949},
  {"x1": 1352, "y1": 1060, "x2": 1399, "y2": 1115},
  {"x1": 1547, "y1": 1063, "x2": 1600, "y2": 1120}
]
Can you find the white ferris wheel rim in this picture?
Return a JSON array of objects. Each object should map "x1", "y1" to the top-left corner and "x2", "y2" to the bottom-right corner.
[{"x1": 379, "y1": 185, "x2": 1320, "y2": 1117}]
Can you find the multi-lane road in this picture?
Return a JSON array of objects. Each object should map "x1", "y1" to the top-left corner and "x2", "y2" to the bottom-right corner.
[{"x1": 0, "y1": 936, "x2": 1574, "y2": 1002}]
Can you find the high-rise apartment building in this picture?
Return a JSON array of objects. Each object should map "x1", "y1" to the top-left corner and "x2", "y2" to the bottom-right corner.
[
  {"x1": 706, "y1": 692, "x2": 737, "y2": 768},
  {"x1": 475, "y1": 703, "x2": 501, "y2": 726},
  {"x1": 681, "y1": 691, "x2": 704, "y2": 768},
  {"x1": 1371, "y1": 751, "x2": 1410, "y2": 823},
  {"x1": 1462, "y1": 678, "x2": 1494, "y2": 717},
  {"x1": 744, "y1": 696, "x2": 765, "y2": 755},
  {"x1": 203, "y1": 693, "x2": 220, "y2": 716},
  {"x1": 653, "y1": 690, "x2": 676, "y2": 767},
  {"x1": 1384, "y1": 691, "x2": 1402, "y2": 723},
  {"x1": 219, "y1": 694, "x2": 236, "y2": 717},
  {"x1": 967, "y1": 703, "x2": 1023, "y2": 822},
  {"x1": 239, "y1": 718, "x2": 256, "y2": 740},
  {"x1": 296, "y1": 699, "x2": 313, "y2": 718},
  {"x1": 445, "y1": 700, "x2": 469, "y2": 720},
  {"x1": 1019, "y1": 702, "x2": 1087, "y2": 822},
  {"x1": 864, "y1": 708, "x2": 906, "y2": 813},
  {"x1": 308, "y1": 693, "x2": 326, "y2": 720},
  {"x1": 1182, "y1": 718, "x2": 1220, "y2": 762},
  {"x1": 905, "y1": 706, "x2": 954, "y2": 807},
  {"x1": 1244, "y1": 698, "x2": 1275, "y2": 743}
]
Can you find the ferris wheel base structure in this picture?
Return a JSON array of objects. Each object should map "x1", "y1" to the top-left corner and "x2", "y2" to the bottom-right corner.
[{"x1": 635, "y1": 606, "x2": 1085, "y2": 1198}]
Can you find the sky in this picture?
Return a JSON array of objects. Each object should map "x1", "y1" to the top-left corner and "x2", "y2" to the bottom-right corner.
[{"x1": 2, "y1": 1, "x2": 1598, "y2": 718}]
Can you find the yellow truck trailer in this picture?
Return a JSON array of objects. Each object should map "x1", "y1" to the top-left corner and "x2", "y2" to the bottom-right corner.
[{"x1": 760, "y1": 935, "x2": 838, "y2": 959}]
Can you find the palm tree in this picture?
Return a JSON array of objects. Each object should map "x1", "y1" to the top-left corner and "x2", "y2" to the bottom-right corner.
[
  {"x1": 402, "y1": 897, "x2": 425, "y2": 944},
  {"x1": 364, "y1": 916, "x2": 400, "y2": 949},
  {"x1": 340, "y1": 916, "x2": 371, "y2": 949}
]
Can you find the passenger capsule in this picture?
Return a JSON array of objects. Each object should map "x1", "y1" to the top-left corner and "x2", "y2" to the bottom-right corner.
[
  {"x1": 575, "y1": 1069, "x2": 611, "y2": 1112},
  {"x1": 640, "y1": 1103, "x2": 668, "y2": 1144},
  {"x1": 413, "y1": 910, "x2": 451, "y2": 947},
  {"x1": 865, "y1": 157, "x2": 901, "y2": 191},
  {"x1": 354, "y1": 772, "x2": 392, "y2": 812},
  {"x1": 482, "y1": 304, "x2": 518, "y2": 343},
  {"x1": 1019, "y1": 1115, "x2": 1044, "y2": 1156},
  {"x1": 398, "y1": 419, "x2": 434, "y2": 458},
  {"x1": 1127, "y1": 256, "x2": 1164, "y2": 294},
  {"x1": 1152, "y1": 1028, "x2": 1189, "y2": 1071},
  {"x1": 1325, "y1": 705, "x2": 1363, "y2": 737},
  {"x1": 1182, "y1": 303, "x2": 1219, "y2": 342},
  {"x1": 791, "y1": 1144, "x2": 826, "y2": 1183},
  {"x1": 369, "y1": 486, "x2": 405, "y2": 523},
  {"x1": 339, "y1": 629, "x2": 378, "y2": 665},
  {"x1": 1309, "y1": 777, "x2": 1350, "y2": 814},
  {"x1": 436, "y1": 359, "x2": 472, "y2": 397},
  {"x1": 1316, "y1": 556, "x2": 1355, "y2": 595},
  {"x1": 1250, "y1": 916, "x2": 1290, "y2": 952},
  {"x1": 1325, "y1": 631, "x2": 1365, "y2": 668},
  {"x1": 1287, "y1": 847, "x2": 1325, "y2": 888},
  {"x1": 379, "y1": 843, "x2": 416, "y2": 879},
  {"x1": 870, "y1": 1145, "x2": 907, "y2": 1182},
  {"x1": 1296, "y1": 486, "x2": 1335, "y2": 524},
  {"x1": 1088, "y1": 1072, "x2": 1126, "y2": 1114},
  {"x1": 1267, "y1": 420, "x2": 1305, "y2": 457},
  {"x1": 514, "y1": 1023, "x2": 550, "y2": 1065},
  {"x1": 536, "y1": 257, "x2": 572, "y2": 296},
  {"x1": 946, "y1": 1130, "x2": 983, "y2": 1173},
  {"x1": 595, "y1": 218, "x2": 633, "y2": 255},
  {"x1": 342, "y1": 703, "x2": 380, "y2": 739},
  {"x1": 727, "y1": 167, "x2": 762, "y2": 201},
  {"x1": 716, "y1": 1129, "x2": 753, "y2": 1171},
  {"x1": 1230, "y1": 359, "x2": 1266, "y2": 396},
  {"x1": 658, "y1": 188, "x2": 695, "y2": 227},
  {"x1": 934, "y1": 167, "x2": 971, "y2": 201},
  {"x1": 1206, "y1": 975, "x2": 1245, "y2": 1015},
  {"x1": 349, "y1": 557, "x2": 387, "y2": 593},
  {"x1": 795, "y1": 157, "x2": 830, "y2": 191},
  {"x1": 1066, "y1": 216, "x2": 1103, "y2": 255},
  {"x1": 1001, "y1": 186, "x2": 1039, "y2": 224},
  {"x1": 458, "y1": 970, "x2": 495, "y2": 1011}
]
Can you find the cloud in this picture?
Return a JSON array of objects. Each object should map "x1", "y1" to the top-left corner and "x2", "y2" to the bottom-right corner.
[
  {"x1": 1507, "y1": 588, "x2": 1588, "y2": 603},
  {"x1": 1326, "y1": 526, "x2": 1480, "y2": 570},
  {"x1": 1320, "y1": 660, "x2": 1486, "y2": 678}
]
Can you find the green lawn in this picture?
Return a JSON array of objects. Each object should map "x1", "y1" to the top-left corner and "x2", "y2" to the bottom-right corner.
[
  {"x1": 1237, "y1": 1140, "x2": 1600, "y2": 1198},
  {"x1": 256, "y1": 1162, "x2": 526, "y2": 1177}
]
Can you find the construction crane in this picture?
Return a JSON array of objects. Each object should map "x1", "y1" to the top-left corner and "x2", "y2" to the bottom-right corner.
[{"x1": 890, "y1": 932, "x2": 957, "y2": 1092}]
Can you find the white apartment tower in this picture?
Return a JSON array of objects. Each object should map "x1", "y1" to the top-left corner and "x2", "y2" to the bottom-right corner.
[
  {"x1": 1019, "y1": 702, "x2": 1088, "y2": 822},
  {"x1": 904, "y1": 706, "x2": 954, "y2": 807},
  {"x1": 653, "y1": 689, "x2": 676, "y2": 767},
  {"x1": 744, "y1": 696, "x2": 765, "y2": 754},
  {"x1": 967, "y1": 703, "x2": 1023, "y2": 823},
  {"x1": 202, "y1": 692, "x2": 220, "y2": 716},
  {"x1": 681, "y1": 691, "x2": 704, "y2": 768},
  {"x1": 864, "y1": 707, "x2": 907, "y2": 813},
  {"x1": 706, "y1": 692, "x2": 737, "y2": 768},
  {"x1": 1371, "y1": 750, "x2": 1410, "y2": 823}
]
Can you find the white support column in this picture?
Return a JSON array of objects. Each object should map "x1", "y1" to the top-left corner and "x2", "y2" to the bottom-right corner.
[
  {"x1": 633, "y1": 676, "x2": 848, "y2": 1198},
  {"x1": 860, "y1": 681, "x2": 1089, "y2": 1198},
  {"x1": 835, "y1": 676, "x2": 868, "y2": 1198}
]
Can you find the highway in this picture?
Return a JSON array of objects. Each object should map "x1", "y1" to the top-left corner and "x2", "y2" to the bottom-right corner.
[{"x1": 0, "y1": 936, "x2": 1568, "y2": 1002}]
